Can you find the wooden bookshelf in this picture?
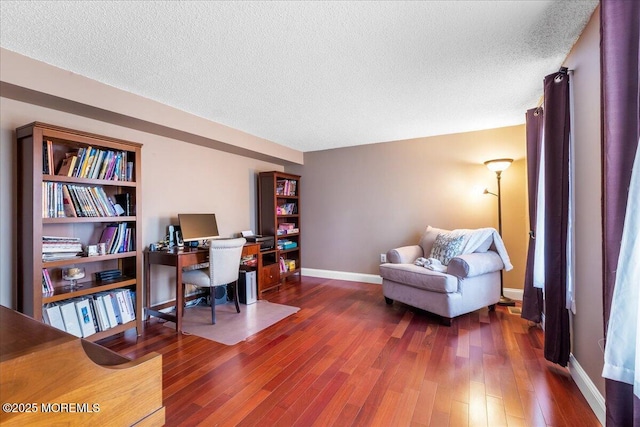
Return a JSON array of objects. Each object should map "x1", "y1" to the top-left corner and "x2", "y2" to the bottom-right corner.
[
  {"x1": 16, "y1": 122, "x2": 143, "y2": 341},
  {"x1": 258, "y1": 171, "x2": 301, "y2": 294}
]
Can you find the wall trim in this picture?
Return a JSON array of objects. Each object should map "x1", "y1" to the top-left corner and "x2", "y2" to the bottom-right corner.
[
  {"x1": 302, "y1": 268, "x2": 525, "y2": 302},
  {"x1": 302, "y1": 268, "x2": 382, "y2": 284},
  {"x1": 569, "y1": 353, "x2": 605, "y2": 426},
  {"x1": 503, "y1": 287, "x2": 523, "y2": 301}
]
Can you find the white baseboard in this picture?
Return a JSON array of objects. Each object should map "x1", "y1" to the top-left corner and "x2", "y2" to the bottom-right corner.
[
  {"x1": 301, "y1": 268, "x2": 382, "y2": 284},
  {"x1": 569, "y1": 353, "x2": 606, "y2": 425},
  {"x1": 504, "y1": 287, "x2": 523, "y2": 301},
  {"x1": 301, "y1": 268, "x2": 526, "y2": 302}
]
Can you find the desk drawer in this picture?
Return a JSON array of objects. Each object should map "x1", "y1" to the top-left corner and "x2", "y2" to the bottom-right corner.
[{"x1": 260, "y1": 263, "x2": 280, "y2": 289}]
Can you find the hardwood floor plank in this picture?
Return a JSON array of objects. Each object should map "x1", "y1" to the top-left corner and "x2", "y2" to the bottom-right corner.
[
  {"x1": 411, "y1": 379, "x2": 438, "y2": 426},
  {"x1": 97, "y1": 277, "x2": 601, "y2": 426}
]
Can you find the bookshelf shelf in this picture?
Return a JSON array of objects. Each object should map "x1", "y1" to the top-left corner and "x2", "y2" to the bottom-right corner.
[
  {"x1": 17, "y1": 122, "x2": 143, "y2": 340},
  {"x1": 43, "y1": 278, "x2": 137, "y2": 303},
  {"x1": 43, "y1": 216, "x2": 137, "y2": 224},
  {"x1": 43, "y1": 174, "x2": 138, "y2": 187},
  {"x1": 258, "y1": 171, "x2": 302, "y2": 295},
  {"x1": 42, "y1": 251, "x2": 137, "y2": 267}
]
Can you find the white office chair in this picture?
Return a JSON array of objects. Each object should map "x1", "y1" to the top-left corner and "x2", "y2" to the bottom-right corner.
[{"x1": 181, "y1": 237, "x2": 246, "y2": 324}]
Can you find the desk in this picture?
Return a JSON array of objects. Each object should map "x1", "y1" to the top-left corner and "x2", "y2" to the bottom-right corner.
[{"x1": 144, "y1": 243, "x2": 260, "y2": 333}]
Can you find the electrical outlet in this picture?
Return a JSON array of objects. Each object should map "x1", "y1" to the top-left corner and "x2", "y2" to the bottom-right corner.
[{"x1": 380, "y1": 253, "x2": 387, "y2": 263}]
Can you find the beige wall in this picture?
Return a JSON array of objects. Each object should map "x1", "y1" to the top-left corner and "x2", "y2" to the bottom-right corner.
[
  {"x1": 287, "y1": 125, "x2": 528, "y2": 291},
  {"x1": 563, "y1": 7, "x2": 605, "y2": 395}
]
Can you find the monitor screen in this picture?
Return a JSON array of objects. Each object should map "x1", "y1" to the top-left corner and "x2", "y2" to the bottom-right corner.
[{"x1": 178, "y1": 213, "x2": 219, "y2": 242}]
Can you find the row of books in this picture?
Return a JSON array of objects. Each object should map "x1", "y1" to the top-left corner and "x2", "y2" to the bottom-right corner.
[
  {"x1": 99, "y1": 223, "x2": 135, "y2": 254},
  {"x1": 55, "y1": 145, "x2": 133, "y2": 181},
  {"x1": 276, "y1": 179, "x2": 297, "y2": 196},
  {"x1": 279, "y1": 257, "x2": 296, "y2": 273},
  {"x1": 42, "y1": 268, "x2": 54, "y2": 293},
  {"x1": 43, "y1": 182, "x2": 128, "y2": 218},
  {"x1": 42, "y1": 140, "x2": 55, "y2": 175},
  {"x1": 42, "y1": 289, "x2": 136, "y2": 338},
  {"x1": 276, "y1": 202, "x2": 296, "y2": 215}
]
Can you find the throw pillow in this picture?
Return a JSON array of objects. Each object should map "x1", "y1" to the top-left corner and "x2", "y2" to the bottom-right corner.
[{"x1": 429, "y1": 233, "x2": 465, "y2": 265}]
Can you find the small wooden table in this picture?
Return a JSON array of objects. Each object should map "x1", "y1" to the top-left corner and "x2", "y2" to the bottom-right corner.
[{"x1": 144, "y1": 243, "x2": 261, "y2": 333}]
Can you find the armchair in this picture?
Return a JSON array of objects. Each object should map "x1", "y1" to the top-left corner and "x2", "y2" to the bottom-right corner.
[
  {"x1": 379, "y1": 226, "x2": 511, "y2": 325},
  {"x1": 181, "y1": 237, "x2": 247, "y2": 324}
]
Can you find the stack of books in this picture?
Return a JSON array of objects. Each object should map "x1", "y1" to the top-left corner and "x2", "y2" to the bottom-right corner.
[
  {"x1": 94, "y1": 269, "x2": 122, "y2": 282},
  {"x1": 42, "y1": 236, "x2": 82, "y2": 262}
]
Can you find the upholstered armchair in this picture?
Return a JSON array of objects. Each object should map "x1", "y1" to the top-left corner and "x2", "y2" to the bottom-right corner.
[
  {"x1": 379, "y1": 226, "x2": 511, "y2": 325},
  {"x1": 181, "y1": 237, "x2": 247, "y2": 324}
]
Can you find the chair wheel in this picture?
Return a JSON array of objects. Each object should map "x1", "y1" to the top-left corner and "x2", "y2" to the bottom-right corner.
[
  {"x1": 488, "y1": 304, "x2": 496, "y2": 311},
  {"x1": 384, "y1": 297, "x2": 393, "y2": 305}
]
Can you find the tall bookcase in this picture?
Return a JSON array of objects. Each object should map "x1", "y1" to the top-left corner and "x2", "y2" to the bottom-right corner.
[
  {"x1": 258, "y1": 171, "x2": 301, "y2": 293},
  {"x1": 16, "y1": 122, "x2": 143, "y2": 341}
]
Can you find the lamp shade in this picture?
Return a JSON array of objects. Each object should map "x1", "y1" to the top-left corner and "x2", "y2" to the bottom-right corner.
[{"x1": 484, "y1": 158, "x2": 513, "y2": 173}]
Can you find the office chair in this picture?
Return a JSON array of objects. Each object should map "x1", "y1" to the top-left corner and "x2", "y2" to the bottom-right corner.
[{"x1": 181, "y1": 237, "x2": 247, "y2": 324}]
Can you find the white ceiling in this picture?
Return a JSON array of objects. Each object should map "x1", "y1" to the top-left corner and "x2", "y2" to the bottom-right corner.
[{"x1": 0, "y1": 1, "x2": 597, "y2": 152}]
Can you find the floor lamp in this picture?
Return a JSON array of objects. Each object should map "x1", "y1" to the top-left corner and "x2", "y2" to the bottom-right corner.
[{"x1": 484, "y1": 158, "x2": 516, "y2": 307}]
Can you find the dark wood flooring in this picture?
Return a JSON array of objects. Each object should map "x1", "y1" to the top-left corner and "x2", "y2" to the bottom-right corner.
[{"x1": 99, "y1": 277, "x2": 601, "y2": 426}]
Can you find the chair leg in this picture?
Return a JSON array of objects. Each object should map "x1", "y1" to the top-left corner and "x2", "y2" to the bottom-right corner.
[
  {"x1": 210, "y1": 287, "x2": 216, "y2": 324},
  {"x1": 233, "y1": 280, "x2": 240, "y2": 313}
]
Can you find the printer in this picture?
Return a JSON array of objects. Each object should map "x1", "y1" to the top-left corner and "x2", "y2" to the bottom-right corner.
[{"x1": 245, "y1": 235, "x2": 275, "y2": 250}]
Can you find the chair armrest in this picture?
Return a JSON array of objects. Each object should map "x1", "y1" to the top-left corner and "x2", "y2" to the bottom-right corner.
[
  {"x1": 386, "y1": 245, "x2": 423, "y2": 264},
  {"x1": 447, "y1": 251, "x2": 503, "y2": 279}
]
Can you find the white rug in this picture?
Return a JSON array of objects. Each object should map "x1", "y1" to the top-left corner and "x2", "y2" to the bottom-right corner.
[{"x1": 164, "y1": 300, "x2": 300, "y2": 345}]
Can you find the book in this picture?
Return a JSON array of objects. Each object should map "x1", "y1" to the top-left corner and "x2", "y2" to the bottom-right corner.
[
  {"x1": 108, "y1": 291, "x2": 125, "y2": 324},
  {"x1": 59, "y1": 300, "x2": 82, "y2": 337},
  {"x1": 72, "y1": 147, "x2": 85, "y2": 177},
  {"x1": 114, "y1": 289, "x2": 134, "y2": 323},
  {"x1": 123, "y1": 289, "x2": 135, "y2": 322},
  {"x1": 74, "y1": 298, "x2": 96, "y2": 338},
  {"x1": 97, "y1": 293, "x2": 119, "y2": 328},
  {"x1": 43, "y1": 140, "x2": 53, "y2": 175},
  {"x1": 57, "y1": 156, "x2": 77, "y2": 176},
  {"x1": 99, "y1": 224, "x2": 119, "y2": 253},
  {"x1": 79, "y1": 146, "x2": 94, "y2": 178},
  {"x1": 42, "y1": 268, "x2": 54, "y2": 293},
  {"x1": 61, "y1": 185, "x2": 77, "y2": 217},
  {"x1": 98, "y1": 151, "x2": 113, "y2": 180},
  {"x1": 91, "y1": 296, "x2": 110, "y2": 332},
  {"x1": 42, "y1": 304, "x2": 66, "y2": 331}
]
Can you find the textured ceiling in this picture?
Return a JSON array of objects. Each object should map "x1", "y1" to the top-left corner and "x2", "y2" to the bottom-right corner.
[{"x1": 0, "y1": 1, "x2": 597, "y2": 152}]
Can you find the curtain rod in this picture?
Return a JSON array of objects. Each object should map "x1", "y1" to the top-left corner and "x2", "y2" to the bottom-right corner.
[{"x1": 535, "y1": 67, "x2": 574, "y2": 108}]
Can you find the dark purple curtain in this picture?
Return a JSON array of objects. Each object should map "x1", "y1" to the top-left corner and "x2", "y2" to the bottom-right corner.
[
  {"x1": 601, "y1": 0, "x2": 640, "y2": 425},
  {"x1": 521, "y1": 107, "x2": 544, "y2": 323},
  {"x1": 542, "y1": 69, "x2": 571, "y2": 367}
]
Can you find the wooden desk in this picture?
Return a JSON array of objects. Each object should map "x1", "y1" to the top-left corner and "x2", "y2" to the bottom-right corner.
[
  {"x1": 0, "y1": 306, "x2": 164, "y2": 426},
  {"x1": 144, "y1": 243, "x2": 261, "y2": 333}
]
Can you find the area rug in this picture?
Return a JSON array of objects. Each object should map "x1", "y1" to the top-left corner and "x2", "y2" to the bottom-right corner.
[{"x1": 163, "y1": 300, "x2": 300, "y2": 345}]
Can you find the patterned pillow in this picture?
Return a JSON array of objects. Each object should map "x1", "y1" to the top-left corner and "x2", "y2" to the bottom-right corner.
[{"x1": 429, "y1": 233, "x2": 465, "y2": 265}]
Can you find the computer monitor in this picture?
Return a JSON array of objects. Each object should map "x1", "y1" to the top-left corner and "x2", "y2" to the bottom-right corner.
[{"x1": 178, "y1": 213, "x2": 219, "y2": 242}]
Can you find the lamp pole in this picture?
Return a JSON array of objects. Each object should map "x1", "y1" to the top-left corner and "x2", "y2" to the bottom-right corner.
[{"x1": 495, "y1": 169, "x2": 515, "y2": 306}]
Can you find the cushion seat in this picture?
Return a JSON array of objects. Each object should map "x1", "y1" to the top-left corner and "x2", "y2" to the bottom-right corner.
[{"x1": 379, "y1": 263, "x2": 458, "y2": 293}]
